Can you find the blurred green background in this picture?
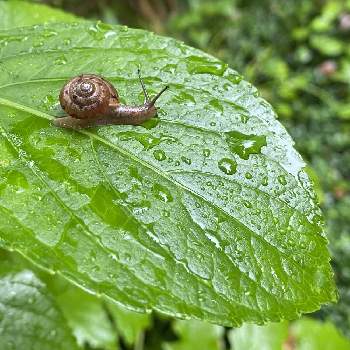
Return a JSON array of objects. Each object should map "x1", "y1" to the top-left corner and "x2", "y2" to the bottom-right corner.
[{"x1": 22, "y1": 0, "x2": 350, "y2": 339}]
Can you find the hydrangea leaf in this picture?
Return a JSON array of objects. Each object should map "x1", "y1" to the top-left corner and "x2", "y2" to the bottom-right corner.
[
  {"x1": 107, "y1": 302, "x2": 151, "y2": 346},
  {"x1": 51, "y1": 282, "x2": 119, "y2": 350},
  {"x1": 0, "y1": 20, "x2": 336, "y2": 326},
  {"x1": 0, "y1": 0, "x2": 78, "y2": 30},
  {"x1": 0, "y1": 250, "x2": 79, "y2": 350},
  {"x1": 291, "y1": 318, "x2": 350, "y2": 350},
  {"x1": 229, "y1": 318, "x2": 350, "y2": 350},
  {"x1": 229, "y1": 322, "x2": 289, "y2": 350},
  {"x1": 163, "y1": 320, "x2": 224, "y2": 350}
]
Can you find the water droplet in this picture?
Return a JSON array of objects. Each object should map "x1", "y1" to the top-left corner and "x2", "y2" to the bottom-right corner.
[
  {"x1": 153, "y1": 149, "x2": 166, "y2": 161},
  {"x1": 142, "y1": 118, "x2": 160, "y2": 129},
  {"x1": 245, "y1": 172, "x2": 253, "y2": 179},
  {"x1": 163, "y1": 63, "x2": 177, "y2": 74},
  {"x1": 226, "y1": 130, "x2": 267, "y2": 160},
  {"x1": 153, "y1": 184, "x2": 173, "y2": 202},
  {"x1": 203, "y1": 149, "x2": 211, "y2": 157},
  {"x1": 278, "y1": 174, "x2": 287, "y2": 185},
  {"x1": 163, "y1": 209, "x2": 170, "y2": 217},
  {"x1": 33, "y1": 40, "x2": 44, "y2": 47},
  {"x1": 119, "y1": 131, "x2": 176, "y2": 150},
  {"x1": 210, "y1": 121, "x2": 216, "y2": 126},
  {"x1": 172, "y1": 91, "x2": 195, "y2": 104},
  {"x1": 243, "y1": 200, "x2": 252, "y2": 208},
  {"x1": 261, "y1": 176, "x2": 268, "y2": 186},
  {"x1": 240, "y1": 114, "x2": 249, "y2": 124},
  {"x1": 187, "y1": 56, "x2": 228, "y2": 76},
  {"x1": 42, "y1": 94, "x2": 56, "y2": 111},
  {"x1": 181, "y1": 156, "x2": 191, "y2": 165},
  {"x1": 88, "y1": 21, "x2": 116, "y2": 40},
  {"x1": 218, "y1": 158, "x2": 237, "y2": 175},
  {"x1": 42, "y1": 30, "x2": 58, "y2": 38},
  {"x1": 54, "y1": 55, "x2": 67, "y2": 65},
  {"x1": 226, "y1": 72, "x2": 243, "y2": 84},
  {"x1": 209, "y1": 99, "x2": 223, "y2": 113},
  {"x1": 119, "y1": 132, "x2": 160, "y2": 150}
]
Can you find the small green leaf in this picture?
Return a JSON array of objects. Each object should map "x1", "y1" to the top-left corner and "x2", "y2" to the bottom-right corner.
[
  {"x1": 0, "y1": 250, "x2": 79, "y2": 350},
  {"x1": 0, "y1": 1, "x2": 79, "y2": 30},
  {"x1": 291, "y1": 318, "x2": 350, "y2": 350},
  {"x1": 107, "y1": 302, "x2": 151, "y2": 346},
  {"x1": 163, "y1": 320, "x2": 224, "y2": 350},
  {"x1": 229, "y1": 318, "x2": 350, "y2": 350},
  {"x1": 229, "y1": 322, "x2": 289, "y2": 350},
  {"x1": 0, "y1": 19, "x2": 336, "y2": 326},
  {"x1": 310, "y1": 35, "x2": 344, "y2": 56},
  {"x1": 53, "y1": 284, "x2": 119, "y2": 350}
]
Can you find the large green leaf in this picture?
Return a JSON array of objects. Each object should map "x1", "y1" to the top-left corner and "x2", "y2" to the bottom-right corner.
[
  {"x1": 0, "y1": 250, "x2": 79, "y2": 350},
  {"x1": 0, "y1": 20, "x2": 336, "y2": 326},
  {"x1": 0, "y1": 0, "x2": 78, "y2": 30}
]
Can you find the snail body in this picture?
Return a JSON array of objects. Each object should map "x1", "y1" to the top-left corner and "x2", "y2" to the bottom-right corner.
[{"x1": 54, "y1": 70, "x2": 168, "y2": 129}]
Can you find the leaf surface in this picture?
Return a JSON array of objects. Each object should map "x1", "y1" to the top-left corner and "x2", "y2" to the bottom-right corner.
[
  {"x1": 107, "y1": 302, "x2": 151, "y2": 346},
  {"x1": 53, "y1": 284, "x2": 119, "y2": 350},
  {"x1": 163, "y1": 320, "x2": 223, "y2": 350},
  {"x1": 0, "y1": 0, "x2": 78, "y2": 30},
  {"x1": 0, "y1": 21, "x2": 336, "y2": 326},
  {"x1": 229, "y1": 321, "x2": 288, "y2": 350},
  {"x1": 0, "y1": 250, "x2": 79, "y2": 350}
]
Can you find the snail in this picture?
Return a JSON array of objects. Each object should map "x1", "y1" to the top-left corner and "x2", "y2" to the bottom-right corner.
[{"x1": 53, "y1": 69, "x2": 168, "y2": 129}]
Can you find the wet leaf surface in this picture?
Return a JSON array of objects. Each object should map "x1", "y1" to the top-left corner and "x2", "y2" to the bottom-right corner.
[
  {"x1": 0, "y1": 251, "x2": 79, "y2": 350},
  {"x1": 0, "y1": 21, "x2": 336, "y2": 326}
]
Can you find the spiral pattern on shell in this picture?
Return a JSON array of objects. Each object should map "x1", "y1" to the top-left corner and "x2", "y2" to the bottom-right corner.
[{"x1": 59, "y1": 74, "x2": 119, "y2": 119}]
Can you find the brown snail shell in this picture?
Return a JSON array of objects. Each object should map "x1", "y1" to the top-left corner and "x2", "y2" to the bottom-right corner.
[{"x1": 59, "y1": 74, "x2": 119, "y2": 119}]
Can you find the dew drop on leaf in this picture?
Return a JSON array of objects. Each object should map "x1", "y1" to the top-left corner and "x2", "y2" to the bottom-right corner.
[
  {"x1": 181, "y1": 156, "x2": 192, "y2": 165},
  {"x1": 226, "y1": 130, "x2": 267, "y2": 160},
  {"x1": 203, "y1": 149, "x2": 211, "y2": 157},
  {"x1": 278, "y1": 174, "x2": 287, "y2": 185},
  {"x1": 261, "y1": 176, "x2": 269, "y2": 186},
  {"x1": 243, "y1": 200, "x2": 252, "y2": 208},
  {"x1": 153, "y1": 149, "x2": 166, "y2": 161},
  {"x1": 54, "y1": 55, "x2": 67, "y2": 65},
  {"x1": 152, "y1": 183, "x2": 173, "y2": 202},
  {"x1": 240, "y1": 114, "x2": 249, "y2": 124},
  {"x1": 218, "y1": 158, "x2": 237, "y2": 175}
]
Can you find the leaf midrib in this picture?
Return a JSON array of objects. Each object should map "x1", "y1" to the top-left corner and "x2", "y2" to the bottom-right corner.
[{"x1": 0, "y1": 96, "x2": 316, "y2": 275}]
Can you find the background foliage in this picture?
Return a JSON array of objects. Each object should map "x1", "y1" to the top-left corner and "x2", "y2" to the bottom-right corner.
[{"x1": 1, "y1": 0, "x2": 349, "y2": 348}]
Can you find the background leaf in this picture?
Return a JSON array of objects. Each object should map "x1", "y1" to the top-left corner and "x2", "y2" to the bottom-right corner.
[
  {"x1": 0, "y1": 19, "x2": 336, "y2": 326},
  {"x1": 0, "y1": 0, "x2": 79, "y2": 30},
  {"x1": 228, "y1": 321, "x2": 288, "y2": 350},
  {"x1": 107, "y1": 302, "x2": 151, "y2": 347},
  {"x1": 291, "y1": 318, "x2": 350, "y2": 350},
  {"x1": 52, "y1": 282, "x2": 119, "y2": 350},
  {"x1": 0, "y1": 250, "x2": 79, "y2": 350},
  {"x1": 163, "y1": 319, "x2": 224, "y2": 350},
  {"x1": 229, "y1": 318, "x2": 350, "y2": 350}
]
